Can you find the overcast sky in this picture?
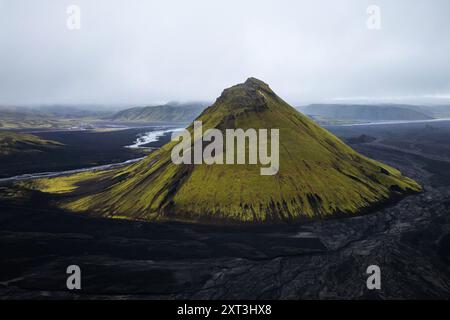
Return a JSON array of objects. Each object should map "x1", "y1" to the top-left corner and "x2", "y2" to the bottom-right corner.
[{"x1": 1, "y1": 0, "x2": 449, "y2": 106}]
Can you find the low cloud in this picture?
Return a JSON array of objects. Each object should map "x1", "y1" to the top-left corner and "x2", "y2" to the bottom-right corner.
[{"x1": 0, "y1": 0, "x2": 449, "y2": 105}]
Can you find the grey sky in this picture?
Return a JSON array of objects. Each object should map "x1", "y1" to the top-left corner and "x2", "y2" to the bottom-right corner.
[{"x1": 0, "y1": 0, "x2": 449, "y2": 106}]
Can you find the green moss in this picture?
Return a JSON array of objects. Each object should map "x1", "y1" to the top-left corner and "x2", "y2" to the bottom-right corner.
[
  {"x1": 0, "y1": 131, "x2": 62, "y2": 156},
  {"x1": 19, "y1": 170, "x2": 105, "y2": 194}
]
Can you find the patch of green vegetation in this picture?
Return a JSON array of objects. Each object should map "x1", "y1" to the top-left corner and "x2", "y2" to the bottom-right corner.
[
  {"x1": 0, "y1": 131, "x2": 63, "y2": 156},
  {"x1": 29, "y1": 78, "x2": 421, "y2": 223},
  {"x1": 19, "y1": 170, "x2": 107, "y2": 194},
  {"x1": 111, "y1": 215, "x2": 134, "y2": 220}
]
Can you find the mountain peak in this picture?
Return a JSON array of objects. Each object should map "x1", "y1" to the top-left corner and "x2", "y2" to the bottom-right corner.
[
  {"x1": 222, "y1": 77, "x2": 273, "y2": 95},
  {"x1": 244, "y1": 77, "x2": 268, "y2": 87},
  {"x1": 238, "y1": 77, "x2": 273, "y2": 94},
  {"x1": 214, "y1": 78, "x2": 276, "y2": 113}
]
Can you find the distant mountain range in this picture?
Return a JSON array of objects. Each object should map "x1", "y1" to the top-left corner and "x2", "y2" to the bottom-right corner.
[
  {"x1": 417, "y1": 104, "x2": 450, "y2": 118},
  {"x1": 298, "y1": 104, "x2": 434, "y2": 121},
  {"x1": 0, "y1": 105, "x2": 117, "y2": 129},
  {"x1": 3, "y1": 103, "x2": 449, "y2": 128},
  {"x1": 0, "y1": 105, "x2": 116, "y2": 119},
  {"x1": 110, "y1": 102, "x2": 208, "y2": 123}
]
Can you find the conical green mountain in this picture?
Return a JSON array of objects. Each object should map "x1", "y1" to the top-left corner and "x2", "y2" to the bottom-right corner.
[{"x1": 41, "y1": 78, "x2": 420, "y2": 222}]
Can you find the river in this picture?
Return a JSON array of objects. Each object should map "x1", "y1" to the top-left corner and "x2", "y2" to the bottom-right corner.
[{"x1": 0, "y1": 126, "x2": 184, "y2": 183}]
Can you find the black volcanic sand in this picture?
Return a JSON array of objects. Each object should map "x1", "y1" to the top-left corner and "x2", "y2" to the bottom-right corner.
[
  {"x1": 0, "y1": 121, "x2": 450, "y2": 299},
  {"x1": 0, "y1": 126, "x2": 181, "y2": 178}
]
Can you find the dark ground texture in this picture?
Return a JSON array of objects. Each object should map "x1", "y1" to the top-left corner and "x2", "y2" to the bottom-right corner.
[{"x1": 0, "y1": 121, "x2": 449, "y2": 299}]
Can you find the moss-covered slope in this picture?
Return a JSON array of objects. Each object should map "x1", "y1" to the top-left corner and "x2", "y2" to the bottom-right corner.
[
  {"x1": 31, "y1": 78, "x2": 421, "y2": 223},
  {"x1": 0, "y1": 131, "x2": 62, "y2": 156}
]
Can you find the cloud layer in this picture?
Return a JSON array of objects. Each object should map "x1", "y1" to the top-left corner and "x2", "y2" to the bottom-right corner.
[{"x1": 1, "y1": 0, "x2": 449, "y2": 105}]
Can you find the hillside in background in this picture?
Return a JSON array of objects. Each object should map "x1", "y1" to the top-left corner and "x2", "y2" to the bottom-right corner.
[
  {"x1": 110, "y1": 102, "x2": 207, "y2": 123},
  {"x1": 299, "y1": 104, "x2": 433, "y2": 121},
  {"x1": 418, "y1": 105, "x2": 450, "y2": 118},
  {"x1": 0, "y1": 105, "x2": 117, "y2": 129},
  {"x1": 24, "y1": 78, "x2": 421, "y2": 223},
  {"x1": 0, "y1": 132, "x2": 62, "y2": 156}
]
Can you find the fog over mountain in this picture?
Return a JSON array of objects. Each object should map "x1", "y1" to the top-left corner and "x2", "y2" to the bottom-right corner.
[{"x1": 1, "y1": 0, "x2": 450, "y2": 105}]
